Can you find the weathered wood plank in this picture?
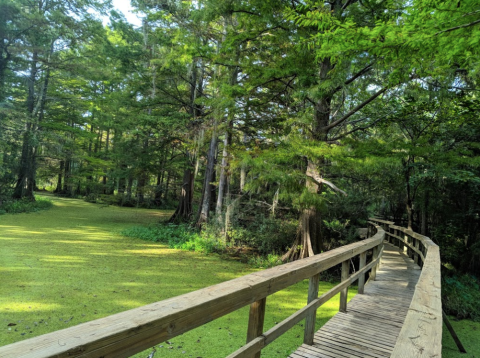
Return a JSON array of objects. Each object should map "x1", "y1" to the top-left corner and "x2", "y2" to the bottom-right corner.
[
  {"x1": 357, "y1": 251, "x2": 367, "y2": 294},
  {"x1": 339, "y1": 260, "x2": 349, "y2": 312},
  {"x1": 227, "y1": 258, "x2": 381, "y2": 358},
  {"x1": 290, "y1": 242, "x2": 422, "y2": 358},
  {"x1": 304, "y1": 273, "x2": 320, "y2": 345},
  {"x1": 246, "y1": 298, "x2": 266, "y2": 358},
  {"x1": 390, "y1": 246, "x2": 442, "y2": 358}
]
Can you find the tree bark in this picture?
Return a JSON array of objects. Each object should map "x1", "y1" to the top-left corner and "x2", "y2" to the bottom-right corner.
[
  {"x1": 282, "y1": 57, "x2": 333, "y2": 261},
  {"x1": 55, "y1": 160, "x2": 64, "y2": 193},
  {"x1": 13, "y1": 51, "x2": 39, "y2": 200},
  {"x1": 196, "y1": 130, "x2": 217, "y2": 228},
  {"x1": 125, "y1": 176, "x2": 133, "y2": 203},
  {"x1": 282, "y1": 160, "x2": 322, "y2": 261},
  {"x1": 169, "y1": 168, "x2": 194, "y2": 223},
  {"x1": 215, "y1": 133, "x2": 229, "y2": 216},
  {"x1": 404, "y1": 157, "x2": 414, "y2": 230}
]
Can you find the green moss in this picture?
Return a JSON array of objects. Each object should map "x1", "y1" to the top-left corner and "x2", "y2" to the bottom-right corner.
[
  {"x1": 442, "y1": 317, "x2": 480, "y2": 358},
  {"x1": 0, "y1": 195, "x2": 355, "y2": 357}
]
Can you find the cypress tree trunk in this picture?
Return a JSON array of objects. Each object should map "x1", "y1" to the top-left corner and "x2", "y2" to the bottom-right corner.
[
  {"x1": 136, "y1": 174, "x2": 146, "y2": 204},
  {"x1": 282, "y1": 160, "x2": 322, "y2": 261},
  {"x1": 196, "y1": 130, "x2": 217, "y2": 227},
  {"x1": 55, "y1": 160, "x2": 64, "y2": 193},
  {"x1": 163, "y1": 170, "x2": 171, "y2": 203},
  {"x1": 102, "y1": 129, "x2": 110, "y2": 194},
  {"x1": 282, "y1": 58, "x2": 333, "y2": 261},
  {"x1": 404, "y1": 157, "x2": 414, "y2": 230},
  {"x1": 154, "y1": 148, "x2": 169, "y2": 205},
  {"x1": 125, "y1": 176, "x2": 133, "y2": 203},
  {"x1": 63, "y1": 159, "x2": 71, "y2": 193},
  {"x1": 118, "y1": 172, "x2": 126, "y2": 195},
  {"x1": 15, "y1": 39, "x2": 54, "y2": 199},
  {"x1": 169, "y1": 168, "x2": 194, "y2": 223},
  {"x1": 215, "y1": 133, "x2": 229, "y2": 216},
  {"x1": 240, "y1": 134, "x2": 247, "y2": 193},
  {"x1": 13, "y1": 51, "x2": 39, "y2": 200}
]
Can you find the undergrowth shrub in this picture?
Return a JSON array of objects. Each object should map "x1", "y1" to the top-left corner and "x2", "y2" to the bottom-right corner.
[
  {"x1": 442, "y1": 270, "x2": 480, "y2": 321},
  {"x1": 121, "y1": 224, "x2": 223, "y2": 254},
  {"x1": 228, "y1": 215, "x2": 297, "y2": 256},
  {"x1": 0, "y1": 196, "x2": 53, "y2": 214},
  {"x1": 84, "y1": 192, "x2": 177, "y2": 209},
  {"x1": 247, "y1": 253, "x2": 283, "y2": 268}
]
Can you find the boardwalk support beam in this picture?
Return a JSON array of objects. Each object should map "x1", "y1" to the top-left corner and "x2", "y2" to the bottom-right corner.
[
  {"x1": 443, "y1": 310, "x2": 467, "y2": 353},
  {"x1": 357, "y1": 251, "x2": 367, "y2": 294},
  {"x1": 246, "y1": 298, "x2": 267, "y2": 358},
  {"x1": 339, "y1": 260, "x2": 349, "y2": 312},
  {"x1": 304, "y1": 273, "x2": 320, "y2": 345}
]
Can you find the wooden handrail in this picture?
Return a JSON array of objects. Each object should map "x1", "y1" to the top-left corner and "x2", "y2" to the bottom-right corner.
[
  {"x1": 368, "y1": 218, "x2": 442, "y2": 357},
  {"x1": 0, "y1": 227, "x2": 385, "y2": 358}
]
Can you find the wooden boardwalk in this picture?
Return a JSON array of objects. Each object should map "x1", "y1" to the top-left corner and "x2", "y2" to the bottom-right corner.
[
  {"x1": 289, "y1": 242, "x2": 421, "y2": 358},
  {"x1": 2, "y1": 222, "x2": 443, "y2": 358}
]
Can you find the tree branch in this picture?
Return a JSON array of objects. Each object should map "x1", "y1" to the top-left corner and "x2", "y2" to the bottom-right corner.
[
  {"x1": 307, "y1": 175, "x2": 348, "y2": 196},
  {"x1": 232, "y1": 10, "x2": 261, "y2": 16},
  {"x1": 332, "y1": 63, "x2": 374, "y2": 94},
  {"x1": 323, "y1": 86, "x2": 389, "y2": 132},
  {"x1": 329, "y1": 116, "x2": 385, "y2": 141},
  {"x1": 435, "y1": 18, "x2": 480, "y2": 35}
]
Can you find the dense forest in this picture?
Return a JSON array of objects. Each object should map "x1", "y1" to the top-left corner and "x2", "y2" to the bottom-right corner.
[{"x1": 1, "y1": 0, "x2": 479, "y2": 285}]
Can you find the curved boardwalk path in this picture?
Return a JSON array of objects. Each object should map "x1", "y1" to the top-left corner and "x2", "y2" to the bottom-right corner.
[{"x1": 290, "y1": 243, "x2": 421, "y2": 358}]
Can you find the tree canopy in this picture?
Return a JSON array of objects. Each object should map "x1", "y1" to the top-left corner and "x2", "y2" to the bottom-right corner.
[{"x1": 1, "y1": 0, "x2": 479, "y2": 276}]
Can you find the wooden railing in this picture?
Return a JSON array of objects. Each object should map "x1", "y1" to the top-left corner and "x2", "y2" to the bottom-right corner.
[
  {"x1": 369, "y1": 218, "x2": 442, "y2": 358},
  {"x1": 0, "y1": 225, "x2": 385, "y2": 358}
]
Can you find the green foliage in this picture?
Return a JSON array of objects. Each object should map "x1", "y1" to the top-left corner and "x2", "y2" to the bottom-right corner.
[
  {"x1": 121, "y1": 224, "x2": 192, "y2": 243},
  {"x1": 121, "y1": 224, "x2": 223, "y2": 254},
  {"x1": 227, "y1": 216, "x2": 297, "y2": 256},
  {"x1": 122, "y1": 211, "x2": 298, "y2": 259},
  {"x1": 247, "y1": 253, "x2": 283, "y2": 268},
  {"x1": 0, "y1": 196, "x2": 53, "y2": 214},
  {"x1": 442, "y1": 271, "x2": 480, "y2": 322}
]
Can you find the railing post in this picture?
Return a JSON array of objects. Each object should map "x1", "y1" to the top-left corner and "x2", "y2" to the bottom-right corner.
[
  {"x1": 404, "y1": 233, "x2": 409, "y2": 255},
  {"x1": 339, "y1": 260, "x2": 350, "y2": 312},
  {"x1": 398, "y1": 229, "x2": 403, "y2": 251},
  {"x1": 414, "y1": 238, "x2": 420, "y2": 265},
  {"x1": 246, "y1": 298, "x2": 266, "y2": 358},
  {"x1": 371, "y1": 245, "x2": 379, "y2": 281},
  {"x1": 304, "y1": 273, "x2": 320, "y2": 345},
  {"x1": 358, "y1": 251, "x2": 367, "y2": 294}
]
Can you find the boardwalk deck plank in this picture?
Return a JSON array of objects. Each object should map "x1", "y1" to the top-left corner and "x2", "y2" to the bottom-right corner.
[{"x1": 289, "y1": 243, "x2": 420, "y2": 358}]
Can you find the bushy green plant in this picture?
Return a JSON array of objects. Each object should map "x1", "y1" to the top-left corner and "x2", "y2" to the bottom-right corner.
[
  {"x1": 121, "y1": 224, "x2": 224, "y2": 254},
  {"x1": 227, "y1": 216, "x2": 297, "y2": 255},
  {"x1": 175, "y1": 233, "x2": 222, "y2": 254},
  {"x1": 122, "y1": 224, "x2": 190, "y2": 243},
  {"x1": 442, "y1": 271, "x2": 480, "y2": 321},
  {"x1": 0, "y1": 196, "x2": 53, "y2": 214},
  {"x1": 247, "y1": 253, "x2": 283, "y2": 268}
]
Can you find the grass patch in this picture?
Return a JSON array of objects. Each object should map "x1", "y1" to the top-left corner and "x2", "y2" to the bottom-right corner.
[
  {"x1": 442, "y1": 317, "x2": 480, "y2": 358},
  {"x1": 0, "y1": 195, "x2": 356, "y2": 358},
  {"x1": 0, "y1": 195, "x2": 53, "y2": 215}
]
